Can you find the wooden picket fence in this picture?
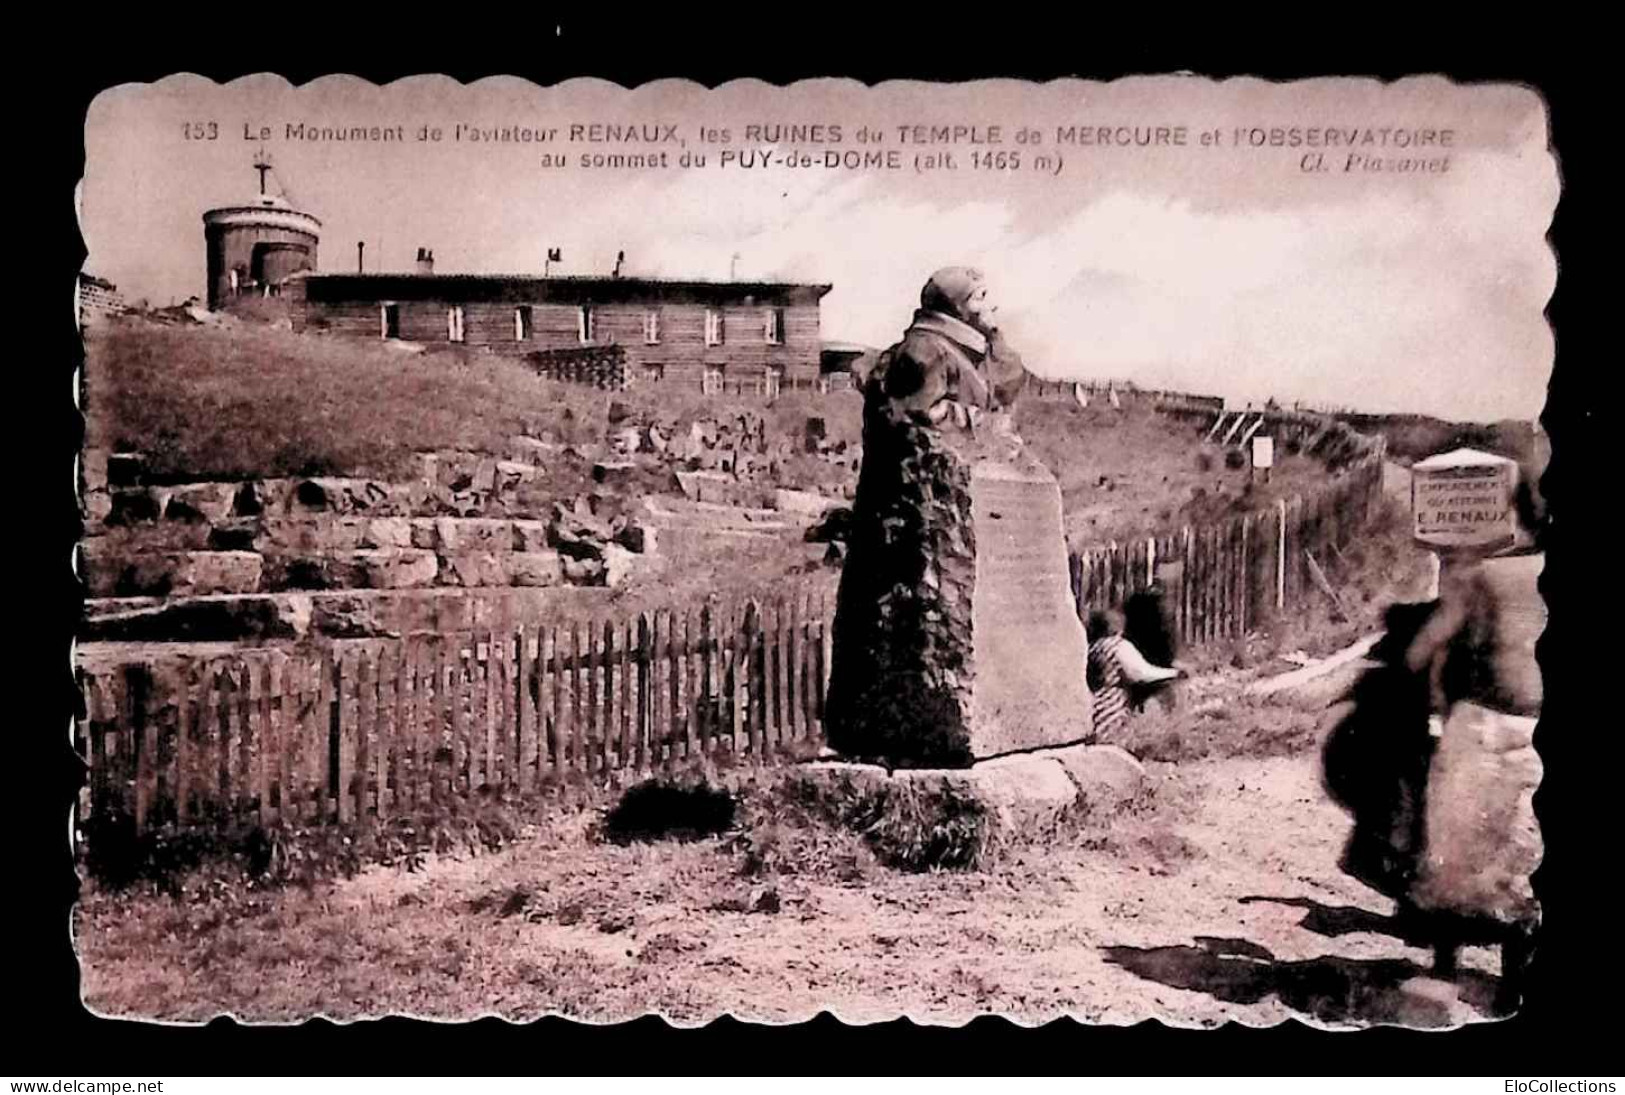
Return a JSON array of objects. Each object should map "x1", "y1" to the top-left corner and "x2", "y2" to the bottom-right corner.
[
  {"x1": 74, "y1": 454, "x2": 1387, "y2": 840},
  {"x1": 76, "y1": 593, "x2": 833, "y2": 837},
  {"x1": 1069, "y1": 454, "x2": 1385, "y2": 644}
]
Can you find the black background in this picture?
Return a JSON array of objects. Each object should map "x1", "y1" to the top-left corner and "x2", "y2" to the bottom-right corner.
[{"x1": 20, "y1": 23, "x2": 1610, "y2": 1075}]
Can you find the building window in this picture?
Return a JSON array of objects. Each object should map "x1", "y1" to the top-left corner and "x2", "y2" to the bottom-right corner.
[
  {"x1": 764, "y1": 307, "x2": 785, "y2": 345},
  {"x1": 703, "y1": 365, "x2": 725, "y2": 396},
  {"x1": 644, "y1": 310, "x2": 661, "y2": 344},
  {"x1": 643, "y1": 363, "x2": 665, "y2": 384},
  {"x1": 448, "y1": 306, "x2": 466, "y2": 343},
  {"x1": 578, "y1": 305, "x2": 596, "y2": 343},
  {"x1": 515, "y1": 306, "x2": 533, "y2": 341},
  {"x1": 381, "y1": 303, "x2": 401, "y2": 340},
  {"x1": 764, "y1": 367, "x2": 782, "y2": 398},
  {"x1": 704, "y1": 309, "x2": 725, "y2": 347}
]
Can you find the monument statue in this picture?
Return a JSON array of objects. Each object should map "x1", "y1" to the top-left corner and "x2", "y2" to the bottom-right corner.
[{"x1": 824, "y1": 267, "x2": 1095, "y2": 768}]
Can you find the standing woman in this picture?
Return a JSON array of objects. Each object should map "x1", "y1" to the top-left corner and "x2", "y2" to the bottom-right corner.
[{"x1": 1086, "y1": 609, "x2": 1181, "y2": 737}]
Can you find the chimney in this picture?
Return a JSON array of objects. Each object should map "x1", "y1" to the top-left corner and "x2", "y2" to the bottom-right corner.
[
  {"x1": 416, "y1": 248, "x2": 435, "y2": 275},
  {"x1": 357, "y1": 241, "x2": 365, "y2": 273}
]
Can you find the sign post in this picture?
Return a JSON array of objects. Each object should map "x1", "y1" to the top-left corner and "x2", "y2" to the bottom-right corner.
[
  {"x1": 1410, "y1": 447, "x2": 1519, "y2": 596},
  {"x1": 1251, "y1": 435, "x2": 1274, "y2": 484}
]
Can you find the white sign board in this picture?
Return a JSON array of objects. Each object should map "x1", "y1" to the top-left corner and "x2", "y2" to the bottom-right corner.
[
  {"x1": 1412, "y1": 448, "x2": 1518, "y2": 550},
  {"x1": 1251, "y1": 436, "x2": 1274, "y2": 469}
]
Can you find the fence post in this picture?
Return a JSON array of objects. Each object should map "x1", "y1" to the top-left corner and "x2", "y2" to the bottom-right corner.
[{"x1": 1276, "y1": 499, "x2": 1288, "y2": 612}]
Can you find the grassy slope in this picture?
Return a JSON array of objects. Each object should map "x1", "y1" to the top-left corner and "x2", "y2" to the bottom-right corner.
[{"x1": 83, "y1": 316, "x2": 863, "y2": 483}]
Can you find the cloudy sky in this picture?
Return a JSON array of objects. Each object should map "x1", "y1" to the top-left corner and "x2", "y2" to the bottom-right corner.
[{"x1": 82, "y1": 74, "x2": 1555, "y2": 421}]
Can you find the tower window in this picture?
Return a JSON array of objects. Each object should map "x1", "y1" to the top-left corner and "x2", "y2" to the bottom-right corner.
[
  {"x1": 704, "y1": 309, "x2": 725, "y2": 347},
  {"x1": 644, "y1": 310, "x2": 661, "y2": 344},
  {"x1": 515, "y1": 306, "x2": 533, "y2": 341},
  {"x1": 764, "y1": 308, "x2": 785, "y2": 345},
  {"x1": 381, "y1": 303, "x2": 400, "y2": 340},
  {"x1": 578, "y1": 305, "x2": 596, "y2": 343},
  {"x1": 703, "y1": 365, "x2": 725, "y2": 395},
  {"x1": 448, "y1": 306, "x2": 466, "y2": 343}
]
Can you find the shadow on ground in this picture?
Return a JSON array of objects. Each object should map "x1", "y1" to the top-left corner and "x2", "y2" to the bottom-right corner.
[{"x1": 1100, "y1": 934, "x2": 1503, "y2": 1027}]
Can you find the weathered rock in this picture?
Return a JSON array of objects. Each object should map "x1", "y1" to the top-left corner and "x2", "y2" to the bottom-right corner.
[
  {"x1": 351, "y1": 549, "x2": 439, "y2": 590},
  {"x1": 206, "y1": 520, "x2": 259, "y2": 552},
  {"x1": 512, "y1": 519, "x2": 552, "y2": 553},
  {"x1": 436, "y1": 551, "x2": 509, "y2": 588},
  {"x1": 608, "y1": 426, "x2": 643, "y2": 457},
  {"x1": 81, "y1": 448, "x2": 110, "y2": 493},
  {"x1": 106, "y1": 488, "x2": 163, "y2": 526},
  {"x1": 602, "y1": 544, "x2": 638, "y2": 588},
  {"x1": 359, "y1": 516, "x2": 413, "y2": 550},
  {"x1": 607, "y1": 400, "x2": 633, "y2": 425},
  {"x1": 804, "y1": 417, "x2": 827, "y2": 452},
  {"x1": 83, "y1": 490, "x2": 113, "y2": 525},
  {"x1": 674, "y1": 470, "x2": 733, "y2": 504},
  {"x1": 419, "y1": 517, "x2": 512, "y2": 553},
  {"x1": 507, "y1": 435, "x2": 556, "y2": 464},
  {"x1": 292, "y1": 477, "x2": 393, "y2": 515},
  {"x1": 494, "y1": 460, "x2": 538, "y2": 492},
  {"x1": 174, "y1": 551, "x2": 264, "y2": 596},
  {"x1": 594, "y1": 460, "x2": 639, "y2": 487},
  {"x1": 614, "y1": 517, "x2": 656, "y2": 554},
  {"x1": 261, "y1": 517, "x2": 370, "y2": 554},
  {"x1": 163, "y1": 482, "x2": 238, "y2": 524},
  {"x1": 1048, "y1": 744, "x2": 1149, "y2": 813},
  {"x1": 80, "y1": 593, "x2": 313, "y2": 643},
  {"x1": 824, "y1": 406, "x2": 1093, "y2": 768},
  {"x1": 774, "y1": 488, "x2": 840, "y2": 518},
  {"x1": 509, "y1": 551, "x2": 564, "y2": 587},
  {"x1": 562, "y1": 556, "x2": 606, "y2": 586},
  {"x1": 965, "y1": 754, "x2": 1082, "y2": 833}
]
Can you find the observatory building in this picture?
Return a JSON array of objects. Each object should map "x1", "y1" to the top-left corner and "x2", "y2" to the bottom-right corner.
[{"x1": 203, "y1": 156, "x2": 321, "y2": 310}]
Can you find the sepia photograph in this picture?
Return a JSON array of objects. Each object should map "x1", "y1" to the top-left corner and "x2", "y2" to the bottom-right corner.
[{"x1": 69, "y1": 72, "x2": 1556, "y2": 1032}]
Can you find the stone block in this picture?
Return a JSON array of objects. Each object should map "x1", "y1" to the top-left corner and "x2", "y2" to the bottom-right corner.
[
  {"x1": 964, "y1": 754, "x2": 1081, "y2": 833},
  {"x1": 602, "y1": 544, "x2": 638, "y2": 588},
  {"x1": 507, "y1": 436, "x2": 556, "y2": 464},
  {"x1": 80, "y1": 448, "x2": 110, "y2": 493},
  {"x1": 80, "y1": 593, "x2": 312, "y2": 643},
  {"x1": 614, "y1": 518, "x2": 656, "y2": 555},
  {"x1": 436, "y1": 551, "x2": 508, "y2": 588},
  {"x1": 174, "y1": 551, "x2": 264, "y2": 596},
  {"x1": 1048, "y1": 744, "x2": 1149, "y2": 814},
  {"x1": 292, "y1": 477, "x2": 394, "y2": 515},
  {"x1": 494, "y1": 460, "x2": 538, "y2": 492},
  {"x1": 512, "y1": 519, "x2": 552, "y2": 552},
  {"x1": 562, "y1": 556, "x2": 606, "y2": 586},
  {"x1": 106, "y1": 488, "x2": 164, "y2": 526},
  {"x1": 360, "y1": 516, "x2": 413, "y2": 550},
  {"x1": 82, "y1": 489, "x2": 113, "y2": 525},
  {"x1": 509, "y1": 551, "x2": 564, "y2": 587},
  {"x1": 351, "y1": 549, "x2": 439, "y2": 590},
  {"x1": 422, "y1": 517, "x2": 513, "y2": 553},
  {"x1": 162, "y1": 482, "x2": 238, "y2": 524},
  {"x1": 773, "y1": 488, "x2": 840, "y2": 517},
  {"x1": 259, "y1": 517, "x2": 370, "y2": 554},
  {"x1": 594, "y1": 460, "x2": 639, "y2": 487}
]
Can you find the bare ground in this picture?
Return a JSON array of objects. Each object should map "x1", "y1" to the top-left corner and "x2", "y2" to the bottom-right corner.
[{"x1": 73, "y1": 676, "x2": 1506, "y2": 1030}]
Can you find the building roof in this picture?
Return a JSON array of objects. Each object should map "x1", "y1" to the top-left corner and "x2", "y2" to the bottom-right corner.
[{"x1": 300, "y1": 273, "x2": 832, "y2": 306}]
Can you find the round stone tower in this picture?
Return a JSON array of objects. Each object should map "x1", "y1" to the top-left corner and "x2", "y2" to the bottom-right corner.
[{"x1": 203, "y1": 158, "x2": 321, "y2": 310}]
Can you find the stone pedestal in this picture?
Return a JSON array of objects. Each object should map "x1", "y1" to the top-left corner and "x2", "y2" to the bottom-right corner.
[{"x1": 824, "y1": 406, "x2": 1093, "y2": 768}]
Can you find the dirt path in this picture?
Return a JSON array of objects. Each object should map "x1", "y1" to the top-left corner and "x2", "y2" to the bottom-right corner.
[{"x1": 75, "y1": 740, "x2": 1506, "y2": 1028}]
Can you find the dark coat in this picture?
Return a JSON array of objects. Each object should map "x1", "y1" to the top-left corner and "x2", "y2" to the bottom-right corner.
[{"x1": 868, "y1": 319, "x2": 1028, "y2": 422}]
